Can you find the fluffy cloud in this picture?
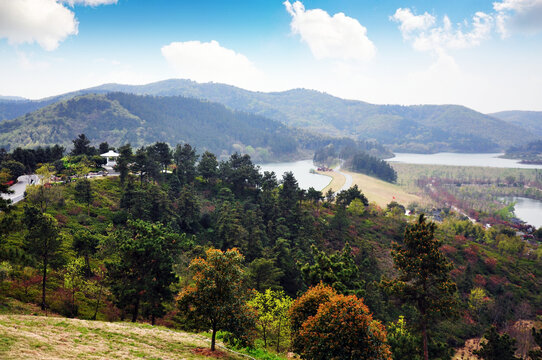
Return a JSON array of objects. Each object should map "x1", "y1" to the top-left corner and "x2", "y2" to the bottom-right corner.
[
  {"x1": 0, "y1": 0, "x2": 117, "y2": 51},
  {"x1": 0, "y1": 0, "x2": 78, "y2": 51},
  {"x1": 62, "y1": 0, "x2": 118, "y2": 6},
  {"x1": 283, "y1": 1, "x2": 376, "y2": 61},
  {"x1": 493, "y1": 0, "x2": 542, "y2": 36},
  {"x1": 161, "y1": 40, "x2": 263, "y2": 88},
  {"x1": 391, "y1": 8, "x2": 493, "y2": 53},
  {"x1": 391, "y1": 8, "x2": 435, "y2": 35}
]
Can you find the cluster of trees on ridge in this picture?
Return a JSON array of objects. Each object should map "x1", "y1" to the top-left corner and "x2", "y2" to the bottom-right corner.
[
  {"x1": 314, "y1": 143, "x2": 397, "y2": 183},
  {"x1": 1, "y1": 137, "x2": 542, "y2": 359}
]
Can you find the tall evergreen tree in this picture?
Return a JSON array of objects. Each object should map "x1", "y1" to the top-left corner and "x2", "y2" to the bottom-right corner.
[
  {"x1": 23, "y1": 206, "x2": 61, "y2": 310},
  {"x1": 115, "y1": 144, "x2": 133, "y2": 185},
  {"x1": 384, "y1": 214, "x2": 457, "y2": 360},
  {"x1": 473, "y1": 326, "x2": 521, "y2": 360},
  {"x1": 197, "y1": 151, "x2": 218, "y2": 182},
  {"x1": 174, "y1": 143, "x2": 198, "y2": 185},
  {"x1": 71, "y1": 134, "x2": 95, "y2": 156},
  {"x1": 106, "y1": 220, "x2": 183, "y2": 324}
]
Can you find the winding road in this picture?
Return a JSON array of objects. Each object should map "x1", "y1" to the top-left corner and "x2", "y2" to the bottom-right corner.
[
  {"x1": 334, "y1": 161, "x2": 353, "y2": 194},
  {"x1": 1, "y1": 175, "x2": 40, "y2": 205}
]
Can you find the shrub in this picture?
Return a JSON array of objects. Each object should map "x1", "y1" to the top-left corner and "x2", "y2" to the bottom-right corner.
[{"x1": 297, "y1": 294, "x2": 392, "y2": 360}]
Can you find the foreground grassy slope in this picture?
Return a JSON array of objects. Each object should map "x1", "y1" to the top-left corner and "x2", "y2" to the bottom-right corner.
[{"x1": 0, "y1": 315, "x2": 245, "y2": 360}]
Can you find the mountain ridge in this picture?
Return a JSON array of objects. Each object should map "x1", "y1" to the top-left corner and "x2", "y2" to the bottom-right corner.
[{"x1": 0, "y1": 79, "x2": 536, "y2": 153}]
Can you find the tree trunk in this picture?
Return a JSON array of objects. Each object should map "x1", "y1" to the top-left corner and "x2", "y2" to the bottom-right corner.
[
  {"x1": 422, "y1": 318, "x2": 429, "y2": 360},
  {"x1": 131, "y1": 295, "x2": 140, "y2": 322},
  {"x1": 211, "y1": 323, "x2": 217, "y2": 351},
  {"x1": 276, "y1": 318, "x2": 281, "y2": 353},
  {"x1": 41, "y1": 257, "x2": 47, "y2": 311},
  {"x1": 92, "y1": 283, "x2": 103, "y2": 320}
]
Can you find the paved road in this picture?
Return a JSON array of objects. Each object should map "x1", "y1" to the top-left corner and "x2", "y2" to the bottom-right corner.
[
  {"x1": 1, "y1": 175, "x2": 40, "y2": 205},
  {"x1": 334, "y1": 162, "x2": 353, "y2": 194}
]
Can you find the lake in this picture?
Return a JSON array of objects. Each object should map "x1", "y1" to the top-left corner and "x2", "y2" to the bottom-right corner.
[
  {"x1": 502, "y1": 196, "x2": 542, "y2": 228},
  {"x1": 258, "y1": 159, "x2": 331, "y2": 190},
  {"x1": 387, "y1": 152, "x2": 542, "y2": 169}
]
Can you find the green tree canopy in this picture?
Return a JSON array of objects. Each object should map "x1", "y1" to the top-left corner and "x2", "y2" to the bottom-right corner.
[
  {"x1": 384, "y1": 214, "x2": 457, "y2": 360},
  {"x1": 177, "y1": 248, "x2": 255, "y2": 351}
]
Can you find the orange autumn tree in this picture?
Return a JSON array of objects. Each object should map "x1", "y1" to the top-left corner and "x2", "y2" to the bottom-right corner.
[
  {"x1": 177, "y1": 248, "x2": 255, "y2": 351},
  {"x1": 296, "y1": 293, "x2": 391, "y2": 360},
  {"x1": 290, "y1": 283, "x2": 391, "y2": 360}
]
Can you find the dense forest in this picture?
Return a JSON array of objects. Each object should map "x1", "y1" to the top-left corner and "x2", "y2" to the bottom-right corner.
[{"x1": 1, "y1": 139, "x2": 542, "y2": 359}]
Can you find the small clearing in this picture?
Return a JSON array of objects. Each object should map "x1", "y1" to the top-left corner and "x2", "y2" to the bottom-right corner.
[{"x1": 0, "y1": 315, "x2": 245, "y2": 360}]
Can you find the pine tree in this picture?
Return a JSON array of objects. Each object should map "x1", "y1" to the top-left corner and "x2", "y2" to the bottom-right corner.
[
  {"x1": 385, "y1": 214, "x2": 457, "y2": 360},
  {"x1": 473, "y1": 326, "x2": 521, "y2": 360},
  {"x1": 23, "y1": 206, "x2": 61, "y2": 310}
]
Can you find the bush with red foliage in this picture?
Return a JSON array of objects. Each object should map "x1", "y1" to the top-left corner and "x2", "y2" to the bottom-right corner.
[
  {"x1": 289, "y1": 282, "x2": 338, "y2": 333},
  {"x1": 297, "y1": 294, "x2": 392, "y2": 360}
]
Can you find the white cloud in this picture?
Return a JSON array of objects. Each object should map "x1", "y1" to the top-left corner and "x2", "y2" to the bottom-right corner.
[
  {"x1": 283, "y1": 1, "x2": 376, "y2": 61},
  {"x1": 62, "y1": 0, "x2": 117, "y2": 6},
  {"x1": 391, "y1": 8, "x2": 493, "y2": 53},
  {"x1": 493, "y1": 0, "x2": 542, "y2": 36},
  {"x1": 0, "y1": 0, "x2": 78, "y2": 51},
  {"x1": 0, "y1": 0, "x2": 118, "y2": 51},
  {"x1": 391, "y1": 8, "x2": 435, "y2": 35},
  {"x1": 161, "y1": 40, "x2": 263, "y2": 89}
]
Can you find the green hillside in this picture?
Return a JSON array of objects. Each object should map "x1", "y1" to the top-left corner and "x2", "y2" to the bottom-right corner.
[
  {"x1": 0, "y1": 80, "x2": 534, "y2": 153},
  {"x1": 88, "y1": 79, "x2": 533, "y2": 153},
  {"x1": 490, "y1": 110, "x2": 542, "y2": 137},
  {"x1": 0, "y1": 93, "x2": 304, "y2": 161}
]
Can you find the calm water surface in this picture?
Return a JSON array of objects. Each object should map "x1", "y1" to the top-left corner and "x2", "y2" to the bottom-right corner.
[
  {"x1": 258, "y1": 159, "x2": 331, "y2": 190},
  {"x1": 502, "y1": 197, "x2": 542, "y2": 228},
  {"x1": 387, "y1": 153, "x2": 542, "y2": 169}
]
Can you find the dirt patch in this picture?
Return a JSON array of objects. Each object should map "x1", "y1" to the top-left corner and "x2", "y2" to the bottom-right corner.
[{"x1": 191, "y1": 347, "x2": 228, "y2": 358}]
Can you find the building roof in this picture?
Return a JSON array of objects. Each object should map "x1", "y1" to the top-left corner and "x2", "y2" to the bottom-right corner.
[{"x1": 100, "y1": 150, "x2": 120, "y2": 157}]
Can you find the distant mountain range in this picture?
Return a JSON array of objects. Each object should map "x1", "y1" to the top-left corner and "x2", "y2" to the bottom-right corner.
[
  {"x1": 0, "y1": 93, "x2": 306, "y2": 161},
  {"x1": 0, "y1": 79, "x2": 539, "y2": 154},
  {"x1": 0, "y1": 92, "x2": 387, "y2": 162},
  {"x1": 490, "y1": 111, "x2": 542, "y2": 138}
]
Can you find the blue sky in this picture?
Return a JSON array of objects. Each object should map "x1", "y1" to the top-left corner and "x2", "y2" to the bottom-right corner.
[{"x1": 0, "y1": 0, "x2": 541, "y2": 113}]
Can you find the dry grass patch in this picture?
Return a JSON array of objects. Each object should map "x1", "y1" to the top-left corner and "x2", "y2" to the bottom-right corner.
[
  {"x1": 341, "y1": 170, "x2": 424, "y2": 208},
  {"x1": 317, "y1": 170, "x2": 344, "y2": 194},
  {"x1": 0, "y1": 315, "x2": 244, "y2": 359}
]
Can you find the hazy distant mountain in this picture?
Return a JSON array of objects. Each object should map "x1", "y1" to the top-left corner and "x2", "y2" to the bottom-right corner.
[
  {"x1": 0, "y1": 96, "x2": 26, "y2": 101},
  {"x1": 489, "y1": 111, "x2": 542, "y2": 137},
  {"x1": 0, "y1": 79, "x2": 536, "y2": 153},
  {"x1": 0, "y1": 93, "x2": 308, "y2": 161},
  {"x1": 86, "y1": 80, "x2": 535, "y2": 153}
]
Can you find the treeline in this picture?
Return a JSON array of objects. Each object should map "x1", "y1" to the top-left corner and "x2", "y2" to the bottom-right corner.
[
  {"x1": 506, "y1": 139, "x2": 542, "y2": 163},
  {"x1": 313, "y1": 139, "x2": 392, "y2": 166},
  {"x1": 1, "y1": 140, "x2": 541, "y2": 359},
  {"x1": 348, "y1": 152, "x2": 397, "y2": 182}
]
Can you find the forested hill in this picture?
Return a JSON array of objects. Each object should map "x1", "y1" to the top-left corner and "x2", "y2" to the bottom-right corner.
[
  {"x1": 0, "y1": 93, "x2": 308, "y2": 160},
  {"x1": 490, "y1": 110, "x2": 542, "y2": 137},
  {"x1": 85, "y1": 79, "x2": 533, "y2": 153},
  {"x1": 0, "y1": 79, "x2": 535, "y2": 153}
]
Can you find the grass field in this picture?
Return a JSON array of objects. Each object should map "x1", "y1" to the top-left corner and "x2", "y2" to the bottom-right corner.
[
  {"x1": 0, "y1": 315, "x2": 246, "y2": 360},
  {"x1": 318, "y1": 169, "x2": 424, "y2": 208},
  {"x1": 317, "y1": 170, "x2": 344, "y2": 194},
  {"x1": 342, "y1": 170, "x2": 423, "y2": 208}
]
